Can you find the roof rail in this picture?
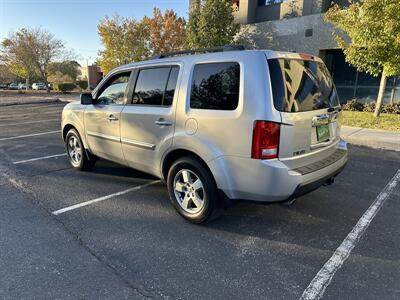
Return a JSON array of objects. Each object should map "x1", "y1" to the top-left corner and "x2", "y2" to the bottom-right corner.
[{"x1": 151, "y1": 45, "x2": 245, "y2": 59}]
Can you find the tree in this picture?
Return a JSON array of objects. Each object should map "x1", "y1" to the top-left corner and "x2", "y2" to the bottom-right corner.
[
  {"x1": 97, "y1": 15, "x2": 151, "y2": 74},
  {"x1": 48, "y1": 60, "x2": 80, "y2": 82},
  {"x1": 144, "y1": 8, "x2": 187, "y2": 55},
  {"x1": 1, "y1": 28, "x2": 66, "y2": 91},
  {"x1": 186, "y1": 0, "x2": 240, "y2": 49},
  {"x1": 0, "y1": 64, "x2": 19, "y2": 83},
  {"x1": 1, "y1": 29, "x2": 38, "y2": 85},
  {"x1": 325, "y1": 0, "x2": 400, "y2": 117}
]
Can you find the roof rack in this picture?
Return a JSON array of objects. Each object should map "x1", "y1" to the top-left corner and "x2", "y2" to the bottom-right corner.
[{"x1": 151, "y1": 45, "x2": 245, "y2": 59}]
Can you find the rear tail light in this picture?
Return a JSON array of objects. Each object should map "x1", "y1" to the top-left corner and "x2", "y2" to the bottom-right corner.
[{"x1": 251, "y1": 121, "x2": 280, "y2": 159}]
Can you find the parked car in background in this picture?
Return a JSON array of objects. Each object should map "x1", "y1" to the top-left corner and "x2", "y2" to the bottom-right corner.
[
  {"x1": 8, "y1": 83, "x2": 19, "y2": 90},
  {"x1": 62, "y1": 46, "x2": 347, "y2": 223},
  {"x1": 32, "y1": 83, "x2": 47, "y2": 90},
  {"x1": 0, "y1": 83, "x2": 8, "y2": 89},
  {"x1": 18, "y1": 83, "x2": 27, "y2": 90}
]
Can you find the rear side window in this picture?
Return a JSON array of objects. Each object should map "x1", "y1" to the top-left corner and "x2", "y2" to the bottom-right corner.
[
  {"x1": 268, "y1": 58, "x2": 339, "y2": 112},
  {"x1": 132, "y1": 66, "x2": 179, "y2": 106},
  {"x1": 190, "y1": 62, "x2": 240, "y2": 110}
]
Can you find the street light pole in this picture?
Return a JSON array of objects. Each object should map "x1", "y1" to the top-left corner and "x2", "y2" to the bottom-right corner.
[{"x1": 86, "y1": 57, "x2": 91, "y2": 90}]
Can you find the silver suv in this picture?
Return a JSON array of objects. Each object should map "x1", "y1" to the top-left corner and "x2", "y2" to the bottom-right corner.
[{"x1": 62, "y1": 46, "x2": 347, "y2": 223}]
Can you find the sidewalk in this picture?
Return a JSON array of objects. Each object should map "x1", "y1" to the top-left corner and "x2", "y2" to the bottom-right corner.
[{"x1": 341, "y1": 126, "x2": 400, "y2": 151}]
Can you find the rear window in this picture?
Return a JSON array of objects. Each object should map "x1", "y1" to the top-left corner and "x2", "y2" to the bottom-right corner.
[{"x1": 268, "y1": 59, "x2": 339, "y2": 112}]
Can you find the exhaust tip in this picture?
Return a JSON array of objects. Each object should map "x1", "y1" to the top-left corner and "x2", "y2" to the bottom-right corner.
[
  {"x1": 324, "y1": 177, "x2": 335, "y2": 186},
  {"x1": 281, "y1": 198, "x2": 296, "y2": 206}
]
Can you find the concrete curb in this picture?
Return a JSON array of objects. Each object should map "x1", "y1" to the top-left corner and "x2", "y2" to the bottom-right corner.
[
  {"x1": 58, "y1": 96, "x2": 79, "y2": 103},
  {"x1": 0, "y1": 94, "x2": 80, "y2": 107},
  {"x1": 0, "y1": 98, "x2": 62, "y2": 107},
  {"x1": 341, "y1": 126, "x2": 400, "y2": 152}
]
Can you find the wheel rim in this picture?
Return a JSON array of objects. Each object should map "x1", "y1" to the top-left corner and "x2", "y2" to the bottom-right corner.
[
  {"x1": 173, "y1": 169, "x2": 205, "y2": 214},
  {"x1": 67, "y1": 135, "x2": 82, "y2": 167}
]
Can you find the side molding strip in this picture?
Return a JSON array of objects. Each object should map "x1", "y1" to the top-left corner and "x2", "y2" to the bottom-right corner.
[
  {"x1": 87, "y1": 131, "x2": 120, "y2": 143},
  {"x1": 121, "y1": 138, "x2": 155, "y2": 150}
]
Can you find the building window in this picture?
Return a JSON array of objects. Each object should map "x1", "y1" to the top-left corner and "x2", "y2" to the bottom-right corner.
[
  {"x1": 323, "y1": 49, "x2": 400, "y2": 104},
  {"x1": 258, "y1": 0, "x2": 284, "y2": 6},
  {"x1": 232, "y1": 0, "x2": 239, "y2": 11}
]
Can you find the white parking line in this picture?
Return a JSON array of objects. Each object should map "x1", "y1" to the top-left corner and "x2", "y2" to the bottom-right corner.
[
  {"x1": 300, "y1": 169, "x2": 400, "y2": 300},
  {"x1": 13, "y1": 153, "x2": 67, "y2": 164},
  {"x1": 0, "y1": 119, "x2": 60, "y2": 127},
  {"x1": 0, "y1": 130, "x2": 61, "y2": 141},
  {"x1": 52, "y1": 180, "x2": 161, "y2": 215}
]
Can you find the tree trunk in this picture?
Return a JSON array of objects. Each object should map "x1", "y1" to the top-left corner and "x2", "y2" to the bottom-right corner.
[{"x1": 374, "y1": 70, "x2": 387, "y2": 117}]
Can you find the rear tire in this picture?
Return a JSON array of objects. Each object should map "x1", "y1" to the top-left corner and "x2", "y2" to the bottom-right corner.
[
  {"x1": 167, "y1": 156, "x2": 221, "y2": 224},
  {"x1": 65, "y1": 129, "x2": 96, "y2": 171}
]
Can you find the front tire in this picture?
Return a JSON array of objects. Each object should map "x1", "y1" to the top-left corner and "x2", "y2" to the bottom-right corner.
[
  {"x1": 167, "y1": 157, "x2": 221, "y2": 224},
  {"x1": 65, "y1": 129, "x2": 96, "y2": 171}
]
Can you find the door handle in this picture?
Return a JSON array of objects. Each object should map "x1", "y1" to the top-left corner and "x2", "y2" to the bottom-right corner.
[
  {"x1": 155, "y1": 118, "x2": 173, "y2": 126},
  {"x1": 107, "y1": 114, "x2": 119, "y2": 121}
]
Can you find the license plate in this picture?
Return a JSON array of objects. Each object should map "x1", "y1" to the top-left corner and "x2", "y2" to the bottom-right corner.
[{"x1": 316, "y1": 124, "x2": 330, "y2": 142}]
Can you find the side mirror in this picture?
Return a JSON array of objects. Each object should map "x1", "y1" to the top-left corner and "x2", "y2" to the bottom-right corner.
[{"x1": 80, "y1": 92, "x2": 93, "y2": 105}]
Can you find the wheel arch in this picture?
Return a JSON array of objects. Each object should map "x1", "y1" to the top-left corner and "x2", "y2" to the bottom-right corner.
[
  {"x1": 161, "y1": 148, "x2": 213, "y2": 182},
  {"x1": 62, "y1": 123, "x2": 89, "y2": 149}
]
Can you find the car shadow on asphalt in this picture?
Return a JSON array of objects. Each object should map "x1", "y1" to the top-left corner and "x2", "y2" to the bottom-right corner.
[{"x1": 91, "y1": 159, "x2": 158, "y2": 181}]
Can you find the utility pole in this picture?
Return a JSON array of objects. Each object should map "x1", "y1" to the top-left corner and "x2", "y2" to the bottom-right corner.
[{"x1": 86, "y1": 57, "x2": 91, "y2": 91}]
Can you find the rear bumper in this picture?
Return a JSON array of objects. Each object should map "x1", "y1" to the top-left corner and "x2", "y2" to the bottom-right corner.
[
  {"x1": 289, "y1": 162, "x2": 346, "y2": 201},
  {"x1": 208, "y1": 139, "x2": 347, "y2": 202}
]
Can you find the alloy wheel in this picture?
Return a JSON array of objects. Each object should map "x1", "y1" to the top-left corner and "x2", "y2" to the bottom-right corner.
[
  {"x1": 173, "y1": 169, "x2": 205, "y2": 214},
  {"x1": 67, "y1": 135, "x2": 82, "y2": 167}
]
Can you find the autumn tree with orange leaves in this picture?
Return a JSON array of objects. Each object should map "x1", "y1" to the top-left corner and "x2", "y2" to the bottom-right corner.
[
  {"x1": 144, "y1": 8, "x2": 187, "y2": 55},
  {"x1": 97, "y1": 8, "x2": 187, "y2": 74}
]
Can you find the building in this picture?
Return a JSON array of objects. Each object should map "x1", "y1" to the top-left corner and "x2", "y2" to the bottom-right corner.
[
  {"x1": 78, "y1": 65, "x2": 103, "y2": 90},
  {"x1": 189, "y1": 0, "x2": 399, "y2": 104}
]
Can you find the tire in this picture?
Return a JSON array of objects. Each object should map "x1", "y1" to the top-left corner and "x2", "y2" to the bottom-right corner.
[
  {"x1": 167, "y1": 156, "x2": 221, "y2": 224},
  {"x1": 65, "y1": 128, "x2": 96, "y2": 171}
]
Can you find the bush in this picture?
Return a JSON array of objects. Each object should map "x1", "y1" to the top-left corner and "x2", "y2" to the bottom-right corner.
[
  {"x1": 382, "y1": 103, "x2": 400, "y2": 114},
  {"x1": 342, "y1": 99, "x2": 364, "y2": 111},
  {"x1": 363, "y1": 101, "x2": 376, "y2": 112},
  {"x1": 76, "y1": 80, "x2": 88, "y2": 90},
  {"x1": 53, "y1": 83, "x2": 75, "y2": 93}
]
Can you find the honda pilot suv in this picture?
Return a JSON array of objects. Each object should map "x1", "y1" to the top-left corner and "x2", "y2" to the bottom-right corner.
[{"x1": 62, "y1": 46, "x2": 347, "y2": 223}]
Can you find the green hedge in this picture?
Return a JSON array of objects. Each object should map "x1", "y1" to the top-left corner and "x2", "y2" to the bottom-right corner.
[
  {"x1": 76, "y1": 80, "x2": 88, "y2": 90},
  {"x1": 342, "y1": 99, "x2": 400, "y2": 114},
  {"x1": 53, "y1": 83, "x2": 75, "y2": 93}
]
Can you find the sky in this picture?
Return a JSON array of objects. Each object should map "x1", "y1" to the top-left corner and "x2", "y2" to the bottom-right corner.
[{"x1": 0, "y1": 0, "x2": 189, "y2": 65}]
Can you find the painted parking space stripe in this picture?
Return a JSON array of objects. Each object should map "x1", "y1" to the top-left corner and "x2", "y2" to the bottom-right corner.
[
  {"x1": 0, "y1": 130, "x2": 61, "y2": 141},
  {"x1": 300, "y1": 169, "x2": 400, "y2": 300},
  {"x1": 0, "y1": 118, "x2": 60, "y2": 127},
  {"x1": 13, "y1": 153, "x2": 67, "y2": 164},
  {"x1": 52, "y1": 180, "x2": 161, "y2": 215}
]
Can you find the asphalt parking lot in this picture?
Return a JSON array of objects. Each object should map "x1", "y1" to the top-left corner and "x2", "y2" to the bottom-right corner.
[{"x1": 0, "y1": 101, "x2": 399, "y2": 299}]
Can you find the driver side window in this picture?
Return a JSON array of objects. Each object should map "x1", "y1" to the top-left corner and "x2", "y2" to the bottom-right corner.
[{"x1": 97, "y1": 72, "x2": 131, "y2": 105}]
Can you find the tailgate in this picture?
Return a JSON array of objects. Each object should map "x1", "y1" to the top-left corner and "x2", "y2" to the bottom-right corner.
[{"x1": 267, "y1": 56, "x2": 341, "y2": 169}]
